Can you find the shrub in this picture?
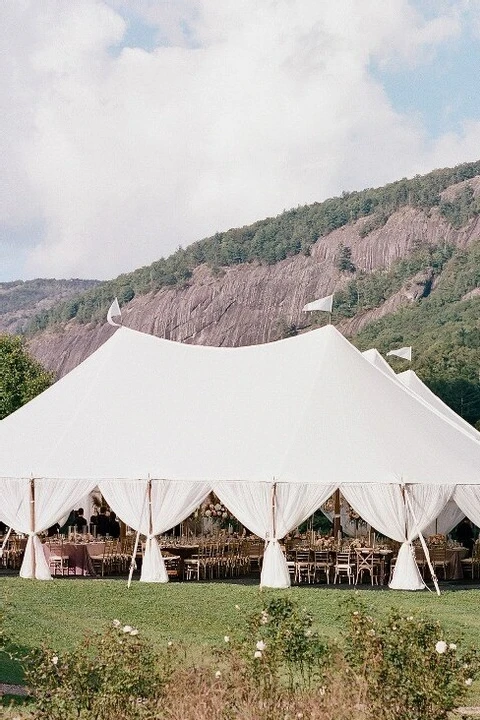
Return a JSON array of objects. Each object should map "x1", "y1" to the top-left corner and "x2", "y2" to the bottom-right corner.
[
  {"x1": 22, "y1": 620, "x2": 178, "y2": 720},
  {"x1": 343, "y1": 600, "x2": 480, "y2": 720}
]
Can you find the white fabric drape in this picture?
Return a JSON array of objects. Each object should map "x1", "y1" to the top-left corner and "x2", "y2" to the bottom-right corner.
[
  {"x1": 454, "y1": 486, "x2": 480, "y2": 527},
  {"x1": 214, "y1": 481, "x2": 336, "y2": 588},
  {"x1": 0, "y1": 478, "x2": 95, "y2": 580},
  {"x1": 422, "y1": 498, "x2": 465, "y2": 537},
  {"x1": 341, "y1": 483, "x2": 453, "y2": 590},
  {"x1": 100, "y1": 480, "x2": 210, "y2": 583}
]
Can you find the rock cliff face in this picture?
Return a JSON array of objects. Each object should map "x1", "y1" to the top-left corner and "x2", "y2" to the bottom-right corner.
[{"x1": 25, "y1": 198, "x2": 480, "y2": 378}]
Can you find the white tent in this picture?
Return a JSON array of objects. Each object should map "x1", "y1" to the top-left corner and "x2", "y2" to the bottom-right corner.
[{"x1": 2, "y1": 325, "x2": 480, "y2": 588}]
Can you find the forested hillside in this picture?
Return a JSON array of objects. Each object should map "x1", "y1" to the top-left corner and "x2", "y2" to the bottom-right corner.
[
  {"x1": 6, "y1": 160, "x2": 480, "y2": 425},
  {"x1": 0, "y1": 278, "x2": 100, "y2": 334}
]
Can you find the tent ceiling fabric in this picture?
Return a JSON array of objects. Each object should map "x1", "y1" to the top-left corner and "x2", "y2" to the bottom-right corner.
[{"x1": 2, "y1": 325, "x2": 480, "y2": 485}]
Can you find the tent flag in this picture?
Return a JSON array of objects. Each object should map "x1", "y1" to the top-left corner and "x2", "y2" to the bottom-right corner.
[
  {"x1": 107, "y1": 298, "x2": 122, "y2": 327},
  {"x1": 302, "y1": 294, "x2": 334, "y2": 313},
  {"x1": 387, "y1": 346, "x2": 412, "y2": 361}
]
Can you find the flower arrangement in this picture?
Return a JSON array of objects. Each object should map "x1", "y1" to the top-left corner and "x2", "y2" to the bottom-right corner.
[
  {"x1": 203, "y1": 502, "x2": 231, "y2": 520},
  {"x1": 322, "y1": 497, "x2": 335, "y2": 513},
  {"x1": 428, "y1": 534, "x2": 447, "y2": 546}
]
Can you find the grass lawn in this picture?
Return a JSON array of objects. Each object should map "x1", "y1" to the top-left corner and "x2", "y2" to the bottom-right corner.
[{"x1": 2, "y1": 577, "x2": 480, "y2": 701}]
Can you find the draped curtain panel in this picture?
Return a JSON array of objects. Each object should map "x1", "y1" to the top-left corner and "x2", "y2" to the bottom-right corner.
[
  {"x1": 213, "y1": 481, "x2": 336, "y2": 588},
  {"x1": 100, "y1": 480, "x2": 210, "y2": 583},
  {"x1": 422, "y1": 498, "x2": 464, "y2": 537},
  {"x1": 0, "y1": 478, "x2": 95, "y2": 580},
  {"x1": 341, "y1": 483, "x2": 453, "y2": 590},
  {"x1": 454, "y1": 486, "x2": 480, "y2": 527}
]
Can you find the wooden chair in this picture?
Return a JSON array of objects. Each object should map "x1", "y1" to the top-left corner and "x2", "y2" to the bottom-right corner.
[
  {"x1": 354, "y1": 550, "x2": 379, "y2": 586},
  {"x1": 333, "y1": 550, "x2": 355, "y2": 584},
  {"x1": 461, "y1": 541, "x2": 480, "y2": 580},
  {"x1": 428, "y1": 545, "x2": 448, "y2": 580},
  {"x1": 312, "y1": 550, "x2": 332, "y2": 584},
  {"x1": 50, "y1": 538, "x2": 76, "y2": 576},
  {"x1": 294, "y1": 549, "x2": 312, "y2": 584}
]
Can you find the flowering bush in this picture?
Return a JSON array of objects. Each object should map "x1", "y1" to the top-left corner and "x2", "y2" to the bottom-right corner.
[
  {"x1": 228, "y1": 597, "x2": 331, "y2": 693},
  {"x1": 344, "y1": 599, "x2": 480, "y2": 720},
  {"x1": 22, "y1": 620, "x2": 178, "y2": 720}
]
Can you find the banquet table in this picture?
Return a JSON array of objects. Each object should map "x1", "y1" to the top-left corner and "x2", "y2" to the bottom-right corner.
[
  {"x1": 43, "y1": 541, "x2": 106, "y2": 577},
  {"x1": 446, "y1": 547, "x2": 469, "y2": 580}
]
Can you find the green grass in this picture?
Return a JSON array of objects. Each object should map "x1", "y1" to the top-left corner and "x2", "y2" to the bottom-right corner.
[{"x1": 2, "y1": 578, "x2": 480, "y2": 696}]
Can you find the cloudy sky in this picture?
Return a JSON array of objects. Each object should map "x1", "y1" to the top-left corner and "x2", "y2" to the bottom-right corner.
[{"x1": 2, "y1": 0, "x2": 480, "y2": 282}]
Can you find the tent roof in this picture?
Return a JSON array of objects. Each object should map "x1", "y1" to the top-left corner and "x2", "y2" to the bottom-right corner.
[
  {"x1": 2, "y1": 325, "x2": 480, "y2": 485},
  {"x1": 397, "y1": 369, "x2": 480, "y2": 442}
]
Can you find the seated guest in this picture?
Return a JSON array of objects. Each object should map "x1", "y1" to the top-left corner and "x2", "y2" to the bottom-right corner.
[
  {"x1": 47, "y1": 523, "x2": 60, "y2": 536},
  {"x1": 456, "y1": 517, "x2": 475, "y2": 555},
  {"x1": 96, "y1": 507, "x2": 110, "y2": 537},
  {"x1": 0, "y1": 521, "x2": 7, "y2": 535},
  {"x1": 75, "y1": 508, "x2": 88, "y2": 533},
  {"x1": 109, "y1": 511, "x2": 121, "y2": 539}
]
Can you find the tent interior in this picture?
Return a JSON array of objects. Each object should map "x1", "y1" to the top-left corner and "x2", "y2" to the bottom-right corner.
[{"x1": 2, "y1": 324, "x2": 480, "y2": 590}]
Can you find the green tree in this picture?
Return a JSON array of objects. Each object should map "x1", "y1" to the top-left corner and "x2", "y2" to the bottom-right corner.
[{"x1": 0, "y1": 335, "x2": 53, "y2": 419}]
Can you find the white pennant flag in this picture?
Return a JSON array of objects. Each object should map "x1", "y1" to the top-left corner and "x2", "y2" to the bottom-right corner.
[
  {"x1": 386, "y1": 346, "x2": 412, "y2": 361},
  {"x1": 107, "y1": 297, "x2": 122, "y2": 327},
  {"x1": 302, "y1": 294, "x2": 334, "y2": 313}
]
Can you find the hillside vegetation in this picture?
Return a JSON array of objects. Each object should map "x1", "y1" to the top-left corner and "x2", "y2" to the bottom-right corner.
[{"x1": 25, "y1": 160, "x2": 480, "y2": 332}]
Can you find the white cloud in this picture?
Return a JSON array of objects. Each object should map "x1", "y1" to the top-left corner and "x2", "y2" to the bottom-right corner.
[{"x1": 0, "y1": 0, "x2": 479, "y2": 280}]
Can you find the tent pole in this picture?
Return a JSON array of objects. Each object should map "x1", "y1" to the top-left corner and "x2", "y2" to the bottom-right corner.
[
  {"x1": 127, "y1": 480, "x2": 149, "y2": 589},
  {"x1": 333, "y1": 489, "x2": 341, "y2": 541},
  {"x1": 271, "y1": 481, "x2": 277, "y2": 541},
  {"x1": 148, "y1": 478, "x2": 153, "y2": 537},
  {"x1": 404, "y1": 485, "x2": 440, "y2": 596},
  {"x1": 30, "y1": 477, "x2": 36, "y2": 579}
]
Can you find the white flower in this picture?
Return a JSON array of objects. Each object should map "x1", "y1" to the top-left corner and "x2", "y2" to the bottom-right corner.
[
  {"x1": 167, "y1": 641, "x2": 173, "y2": 647},
  {"x1": 222, "y1": 512, "x2": 228, "y2": 519},
  {"x1": 392, "y1": 626, "x2": 397, "y2": 631},
  {"x1": 319, "y1": 686, "x2": 326, "y2": 697},
  {"x1": 215, "y1": 670, "x2": 222, "y2": 678},
  {"x1": 407, "y1": 616, "x2": 414, "y2": 621},
  {"x1": 112, "y1": 619, "x2": 121, "y2": 628},
  {"x1": 256, "y1": 640, "x2": 266, "y2": 651},
  {"x1": 260, "y1": 610, "x2": 269, "y2": 625},
  {"x1": 215, "y1": 504, "x2": 222, "y2": 511},
  {"x1": 449, "y1": 643, "x2": 457, "y2": 650},
  {"x1": 224, "y1": 636, "x2": 230, "y2": 643},
  {"x1": 51, "y1": 656, "x2": 58, "y2": 666},
  {"x1": 465, "y1": 678, "x2": 473, "y2": 686},
  {"x1": 353, "y1": 611, "x2": 359, "y2": 616},
  {"x1": 435, "y1": 640, "x2": 447, "y2": 654},
  {"x1": 130, "y1": 629, "x2": 139, "y2": 636},
  {"x1": 205, "y1": 510, "x2": 212, "y2": 517},
  {"x1": 123, "y1": 625, "x2": 132, "y2": 633},
  {"x1": 235, "y1": 604, "x2": 240, "y2": 610},
  {"x1": 304, "y1": 629, "x2": 312, "y2": 637},
  {"x1": 254, "y1": 650, "x2": 262, "y2": 659},
  {"x1": 367, "y1": 629, "x2": 375, "y2": 637}
]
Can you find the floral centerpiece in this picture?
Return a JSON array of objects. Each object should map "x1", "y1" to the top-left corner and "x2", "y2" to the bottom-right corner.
[{"x1": 428, "y1": 534, "x2": 447, "y2": 546}]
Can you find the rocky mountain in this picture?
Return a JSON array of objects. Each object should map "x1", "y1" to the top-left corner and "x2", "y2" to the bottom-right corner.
[
  {"x1": 4, "y1": 160, "x2": 480, "y2": 422},
  {"x1": 0, "y1": 278, "x2": 100, "y2": 335}
]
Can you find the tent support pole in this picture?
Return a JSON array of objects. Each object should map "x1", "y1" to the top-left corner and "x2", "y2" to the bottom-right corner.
[
  {"x1": 333, "y1": 489, "x2": 341, "y2": 541},
  {"x1": 30, "y1": 477, "x2": 36, "y2": 579},
  {"x1": 271, "y1": 482, "x2": 277, "y2": 541},
  {"x1": 404, "y1": 485, "x2": 440, "y2": 596},
  {"x1": 127, "y1": 479, "x2": 149, "y2": 589},
  {"x1": 148, "y1": 478, "x2": 153, "y2": 537}
]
